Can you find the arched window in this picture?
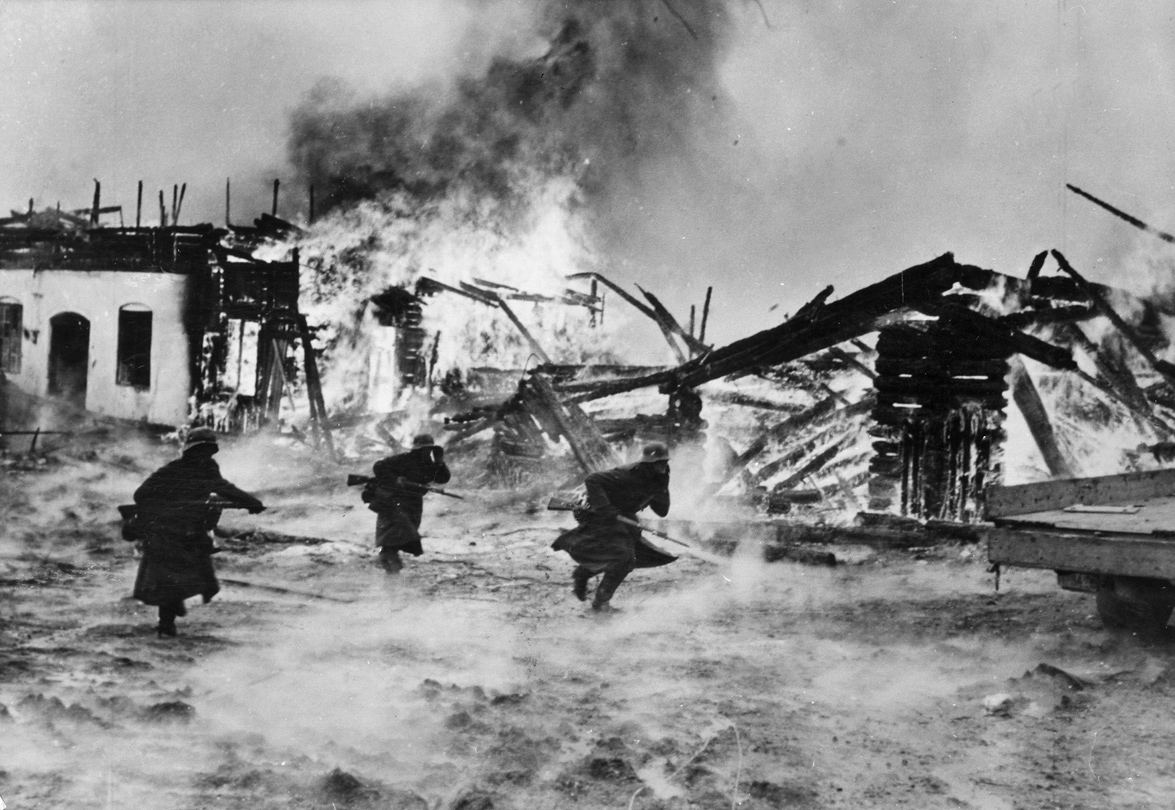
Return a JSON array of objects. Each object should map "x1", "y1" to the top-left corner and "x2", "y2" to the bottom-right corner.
[
  {"x1": 117, "y1": 304, "x2": 152, "y2": 390},
  {"x1": 0, "y1": 297, "x2": 21, "y2": 374}
]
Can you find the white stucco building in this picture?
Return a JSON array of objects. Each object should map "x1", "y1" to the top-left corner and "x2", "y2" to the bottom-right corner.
[
  {"x1": 1, "y1": 268, "x2": 192, "y2": 424},
  {"x1": 0, "y1": 219, "x2": 302, "y2": 431}
]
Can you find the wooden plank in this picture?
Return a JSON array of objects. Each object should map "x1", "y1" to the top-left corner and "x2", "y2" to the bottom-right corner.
[
  {"x1": 997, "y1": 496, "x2": 1175, "y2": 535},
  {"x1": 986, "y1": 526, "x2": 1175, "y2": 580},
  {"x1": 1008, "y1": 356, "x2": 1075, "y2": 479},
  {"x1": 986, "y1": 468, "x2": 1175, "y2": 518}
]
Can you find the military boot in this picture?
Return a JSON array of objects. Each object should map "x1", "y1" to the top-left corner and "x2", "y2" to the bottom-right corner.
[
  {"x1": 572, "y1": 566, "x2": 592, "y2": 601},
  {"x1": 379, "y1": 548, "x2": 403, "y2": 573},
  {"x1": 591, "y1": 569, "x2": 628, "y2": 612},
  {"x1": 157, "y1": 603, "x2": 181, "y2": 638}
]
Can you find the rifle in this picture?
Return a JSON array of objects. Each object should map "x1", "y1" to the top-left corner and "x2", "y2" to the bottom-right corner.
[
  {"x1": 547, "y1": 498, "x2": 723, "y2": 565},
  {"x1": 116, "y1": 499, "x2": 264, "y2": 542},
  {"x1": 117, "y1": 499, "x2": 262, "y2": 517},
  {"x1": 614, "y1": 516, "x2": 729, "y2": 565},
  {"x1": 346, "y1": 473, "x2": 465, "y2": 500}
]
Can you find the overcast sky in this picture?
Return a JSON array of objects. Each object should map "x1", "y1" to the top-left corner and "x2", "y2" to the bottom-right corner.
[{"x1": 3, "y1": 0, "x2": 1175, "y2": 343}]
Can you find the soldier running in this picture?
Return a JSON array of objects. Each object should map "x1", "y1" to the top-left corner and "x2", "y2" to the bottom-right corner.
[
  {"x1": 132, "y1": 427, "x2": 265, "y2": 637},
  {"x1": 365, "y1": 434, "x2": 451, "y2": 572},
  {"x1": 552, "y1": 442, "x2": 677, "y2": 612}
]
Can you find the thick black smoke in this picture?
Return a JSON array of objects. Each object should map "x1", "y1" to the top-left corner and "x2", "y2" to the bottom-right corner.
[{"x1": 288, "y1": 0, "x2": 735, "y2": 236}]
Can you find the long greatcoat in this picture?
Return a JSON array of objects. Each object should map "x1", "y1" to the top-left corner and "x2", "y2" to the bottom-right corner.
[
  {"x1": 552, "y1": 461, "x2": 677, "y2": 574},
  {"x1": 369, "y1": 447, "x2": 451, "y2": 555},
  {"x1": 132, "y1": 450, "x2": 262, "y2": 606}
]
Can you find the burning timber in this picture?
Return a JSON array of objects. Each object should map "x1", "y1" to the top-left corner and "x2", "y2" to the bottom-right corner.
[
  {"x1": 425, "y1": 251, "x2": 1175, "y2": 527},
  {"x1": 9, "y1": 181, "x2": 1175, "y2": 532}
]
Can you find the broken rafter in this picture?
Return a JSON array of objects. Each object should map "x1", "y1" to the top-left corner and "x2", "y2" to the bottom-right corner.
[
  {"x1": 825, "y1": 346, "x2": 877, "y2": 380},
  {"x1": 1026, "y1": 250, "x2": 1049, "y2": 282},
  {"x1": 709, "y1": 393, "x2": 876, "y2": 495},
  {"x1": 495, "y1": 296, "x2": 553, "y2": 365},
  {"x1": 910, "y1": 300, "x2": 1076, "y2": 372},
  {"x1": 418, "y1": 277, "x2": 496, "y2": 305},
  {"x1": 674, "y1": 254, "x2": 997, "y2": 390},
  {"x1": 567, "y1": 271, "x2": 688, "y2": 363},
  {"x1": 765, "y1": 438, "x2": 848, "y2": 492},
  {"x1": 1057, "y1": 321, "x2": 1152, "y2": 414},
  {"x1": 417, "y1": 277, "x2": 552, "y2": 363},
  {"x1": 520, "y1": 372, "x2": 619, "y2": 474},
  {"x1": 1008, "y1": 356, "x2": 1076, "y2": 479},
  {"x1": 699, "y1": 286, "x2": 713, "y2": 343},
  {"x1": 562, "y1": 369, "x2": 677, "y2": 405},
  {"x1": 636, "y1": 284, "x2": 710, "y2": 356},
  {"x1": 1052, "y1": 249, "x2": 1175, "y2": 387},
  {"x1": 472, "y1": 277, "x2": 520, "y2": 292},
  {"x1": 1067, "y1": 184, "x2": 1175, "y2": 246}
]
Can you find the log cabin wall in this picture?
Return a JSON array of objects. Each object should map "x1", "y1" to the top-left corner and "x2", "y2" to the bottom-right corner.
[{"x1": 868, "y1": 322, "x2": 1009, "y2": 522}]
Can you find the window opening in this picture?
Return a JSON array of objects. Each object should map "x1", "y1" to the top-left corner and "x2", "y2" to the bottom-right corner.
[{"x1": 117, "y1": 306, "x2": 152, "y2": 390}]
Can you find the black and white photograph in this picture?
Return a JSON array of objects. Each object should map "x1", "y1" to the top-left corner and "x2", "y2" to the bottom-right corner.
[{"x1": 3, "y1": 1, "x2": 1175, "y2": 807}]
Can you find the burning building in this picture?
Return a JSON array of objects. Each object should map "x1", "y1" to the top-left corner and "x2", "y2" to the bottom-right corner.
[{"x1": 0, "y1": 186, "x2": 308, "y2": 437}]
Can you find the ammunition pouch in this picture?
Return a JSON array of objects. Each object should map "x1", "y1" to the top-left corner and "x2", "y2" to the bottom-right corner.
[
  {"x1": 118, "y1": 504, "x2": 142, "y2": 542},
  {"x1": 362, "y1": 480, "x2": 399, "y2": 513}
]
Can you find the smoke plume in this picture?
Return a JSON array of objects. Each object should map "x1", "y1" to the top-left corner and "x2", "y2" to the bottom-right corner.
[{"x1": 288, "y1": 0, "x2": 735, "y2": 231}]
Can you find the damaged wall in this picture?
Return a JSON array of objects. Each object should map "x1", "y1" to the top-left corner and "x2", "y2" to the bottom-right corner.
[{"x1": 0, "y1": 268, "x2": 191, "y2": 425}]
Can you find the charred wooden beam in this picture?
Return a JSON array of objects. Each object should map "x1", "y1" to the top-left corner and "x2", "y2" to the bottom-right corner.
[
  {"x1": 89, "y1": 179, "x2": 100, "y2": 227},
  {"x1": 702, "y1": 390, "x2": 804, "y2": 413},
  {"x1": 1067, "y1": 184, "x2": 1175, "y2": 246},
  {"x1": 794, "y1": 285, "x2": 834, "y2": 320},
  {"x1": 699, "y1": 286, "x2": 712, "y2": 343},
  {"x1": 825, "y1": 346, "x2": 877, "y2": 380},
  {"x1": 563, "y1": 369, "x2": 678, "y2": 404},
  {"x1": 637, "y1": 284, "x2": 710, "y2": 355},
  {"x1": 1008, "y1": 356, "x2": 1075, "y2": 479},
  {"x1": 176, "y1": 182, "x2": 187, "y2": 225},
  {"x1": 1052, "y1": 249, "x2": 1175, "y2": 386},
  {"x1": 1057, "y1": 321, "x2": 1151, "y2": 413},
  {"x1": 675, "y1": 254, "x2": 997, "y2": 389},
  {"x1": 567, "y1": 271, "x2": 687, "y2": 362},
  {"x1": 711, "y1": 393, "x2": 875, "y2": 494},
  {"x1": 519, "y1": 372, "x2": 620, "y2": 474},
  {"x1": 495, "y1": 297, "x2": 552, "y2": 365},
  {"x1": 998, "y1": 305, "x2": 1097, "y2": 329},
  {"x1": 416, "y1": 278, "x2": 552, "y2": 363},
  {"x1": 767, "y1": 439, "x2": 846, "y2": 492},
  {"x1": 1026, "y1": 250, "x2": 1048, "y2": 281},
  {"x1": 295, "y1": 313, "x2": 338, "y2": 462},
  {"x1": 417, "y1": 277, "x2": 494, "y2": 304},
  {"x1": 544, "y1": 364, "x2": 671, "y2": 387},
  {"x1": 909, "y1": 300, "x2": 1076, "y2": 371}
]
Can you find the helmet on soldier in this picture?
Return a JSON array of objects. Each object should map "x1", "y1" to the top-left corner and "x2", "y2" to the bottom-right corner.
[
  {"x1": 184, "y1": 427, "x2": 219, "y2": 452},
  {"x1": 412, "y1": 434, "x2": 437, "y2": 449}
]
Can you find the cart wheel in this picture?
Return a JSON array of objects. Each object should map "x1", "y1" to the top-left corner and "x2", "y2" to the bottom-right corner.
[{"x1": 1096, "y1": 576, "x2": 1175, "y2": 632}]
